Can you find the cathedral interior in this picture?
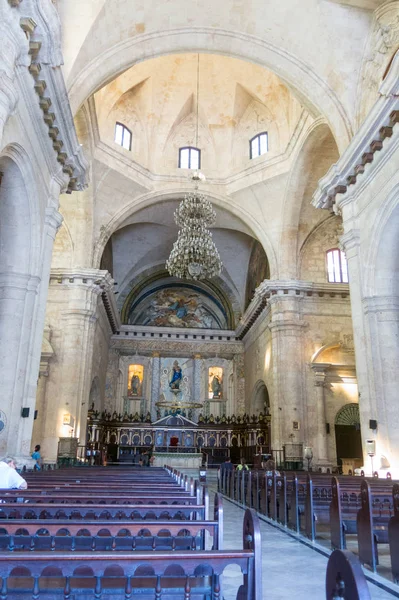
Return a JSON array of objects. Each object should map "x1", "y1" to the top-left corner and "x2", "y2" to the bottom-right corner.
[{"x1": 0, "y1": 0, "x2": 398, "y2": 482}]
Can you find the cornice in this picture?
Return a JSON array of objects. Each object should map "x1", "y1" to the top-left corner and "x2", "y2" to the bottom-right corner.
[
  {"x1": 49, "y1": 268, "x2": 120, "y2": 334},
  {"x1": 236, "y1": 279, "x2": 350, "y2": 341},
  {"x1": 10, "y1": 3, "x2": 89, "y2": 193},
  {"x1": 312, "y1": 52, "x2": 399, "y2": 211}
]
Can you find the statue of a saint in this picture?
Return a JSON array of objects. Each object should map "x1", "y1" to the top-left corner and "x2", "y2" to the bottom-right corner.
[
  {"x1": 169, "y1": 360, "x2": 182, "y2": 391},
  {"x1": 212, "y1": 374, "x2": 222, "y2": 398},
  {"x1": 130, "y1": 373, "x2": 141, "y2": 396}
]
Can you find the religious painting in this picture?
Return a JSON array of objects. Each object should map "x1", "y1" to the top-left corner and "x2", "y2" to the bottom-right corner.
[
  {"x1": 127, "y1": 285, "x2": 227, "y2": 329},
  {"x1": 128, "y1": 364, "x2": 144, "y2": 397},
  {"x1": 208, "y1": 367, "x2": 223, "y2": 399},
  {"x1": 245, "y1": 240, "x2": 270, "y2": 309}
]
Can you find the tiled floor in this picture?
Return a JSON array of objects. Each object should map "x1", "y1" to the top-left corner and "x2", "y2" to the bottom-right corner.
[{"x1": 191, "y1": 471, "x2": 398, "y2": 600}]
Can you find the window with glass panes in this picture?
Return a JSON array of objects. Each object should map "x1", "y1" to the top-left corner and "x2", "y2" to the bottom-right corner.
[
  {"x1": 326, "y1": 248, "x2": 349, "y2": 283},
  {"x1": 250, "y1": 132, "x2": 268, "y2": 159},
  {"x1": 114, "y1": 122, "x2": 132, "y2": 151},
  {"x1": 179, "y1": 147, "x2": 200, "y2": 169}
]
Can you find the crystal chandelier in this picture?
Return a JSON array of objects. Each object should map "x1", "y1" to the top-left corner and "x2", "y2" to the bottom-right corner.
[
  {"x1": 166, "y1": 183, "x2": 222, "y2": 280},
  {"x1": 166, "y1": 55, "x2": 222, "y2": 281}
]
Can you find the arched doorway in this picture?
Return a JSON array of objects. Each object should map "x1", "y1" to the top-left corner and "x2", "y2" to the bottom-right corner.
[
  {"x1": 335, "y1": 403, "x2": 363, "y2": 473},
  {"x1": 251, "y1": 380, "x2": 270, "y2": 416}
]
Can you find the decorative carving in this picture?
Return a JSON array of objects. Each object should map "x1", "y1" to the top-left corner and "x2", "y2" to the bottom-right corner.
[{"x1": 359, "y1": 2, "x2": 399, "y2": 122}]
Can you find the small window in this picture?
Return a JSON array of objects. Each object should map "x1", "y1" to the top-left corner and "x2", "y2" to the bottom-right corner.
[
  {"x1": 250, "y1": 132, "x2": 268, "y2": 159},
  {"x1": 114, "y1": 122, "x2": 132, "y2": 151},
  {"x1": 179, "y1": 147, "x2": 200, "y2": 169},
  {"x1": 326, "y1": 249, "x2": 349, "y2": 283}
]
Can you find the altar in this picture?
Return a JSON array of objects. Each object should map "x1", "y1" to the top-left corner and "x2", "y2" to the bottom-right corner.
[{"x1": 152, "y1": 451, "x2": 202, "y2": 468}]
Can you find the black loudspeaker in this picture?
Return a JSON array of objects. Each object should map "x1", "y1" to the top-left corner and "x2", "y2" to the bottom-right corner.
[
  {"x1": 21, "y1": 408, "x2": 30, "y2": 418},
  {"x1": 326, "y1": 423, "x2": 330, "y2": 434},
  {"x1": 34, "y1": 410, "x2": 38, "y2": 420},
  {"x1": 369, "y1": 419, "x2": 377, "y2": 430}
]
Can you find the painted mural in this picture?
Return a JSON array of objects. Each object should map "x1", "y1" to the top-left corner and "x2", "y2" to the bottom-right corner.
[
  {"x1": 129, "y1": 287, "x2": 226, "y2": 329},
  {"x1": 128, "y1": 364, "x2": 144, "y2": 397}
]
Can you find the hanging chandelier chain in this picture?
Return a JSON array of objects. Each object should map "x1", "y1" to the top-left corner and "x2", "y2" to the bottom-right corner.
[
  {"x1": 195, "y1": 53, "x2": 200, "y2": 148},
  {"x1": 166, "y1": 54, "x2": 222, "y2": 281}
]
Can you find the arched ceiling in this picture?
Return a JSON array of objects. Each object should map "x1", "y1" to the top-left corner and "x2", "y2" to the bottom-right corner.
[{"x1": 94, "y1": 54, "x2": 303, "y2": 180}]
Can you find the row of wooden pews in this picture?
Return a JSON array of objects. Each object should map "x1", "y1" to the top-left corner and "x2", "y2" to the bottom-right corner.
[
  {"x1": 0, "y1": 465, "x2": 261, "y2": 599},
  {"x1": 219, "y1": 469, "x2": 399, "y2": 584}
]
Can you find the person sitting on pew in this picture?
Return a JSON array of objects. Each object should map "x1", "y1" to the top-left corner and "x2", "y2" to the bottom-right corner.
[
  {"x1": 0, "y1": 457, "x2": 28, "y2": 489},
  {"x1": 236, "y1": 457, "x2": 249, "y2": 471},
  {"x1": 264, "y1": 459, "x2": 280, "y2": 476}
]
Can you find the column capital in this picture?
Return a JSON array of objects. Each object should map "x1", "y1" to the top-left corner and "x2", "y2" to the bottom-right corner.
[
  {"x1": 152, "y1": 351, "x2": 160, "y2": 358},
  {"x1": 193, "y1": 353, "x2": 201, "y2": 359},
  {"x1": 310, "y1": 363, "x2": 329, "y2": 387},
  {"x1": 339, "y1": 229, "x2": 361, "y2": 257},
  {"x1": 45, "y1": 206, "x2": 63, "y2": 237},
  {"x1": 268, "y1": 319, "x2": 308, "y2": 333}
]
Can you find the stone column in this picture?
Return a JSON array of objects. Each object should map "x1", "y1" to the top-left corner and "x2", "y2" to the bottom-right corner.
[
  {"x1": 150, "y1": 352, "x2": 161, "y2": 421},
  {"x1": 193, "y1": 353, "x2": 202, "y2": 422},
  {"x1": 41, "y1": 269, "x2": 111, "y2": 461},
  {"x1": 340, "y1": 229, "x2": 373, "y2": 470},
  {"x1": 267, "y1": 290, "x2": 307, "y2": 453},
  {"x1": 233, "y1": 354, "x2": 245, "y2": 415},
  {"x1": 310, "y1": 364, "x2": 330, "y2": 469},
  {"x1": 363, "y1": 296, "x2": 399, "y2": 472},
  {"x1": 0, "y1": 273, "x2": 40, "y2": 459}
]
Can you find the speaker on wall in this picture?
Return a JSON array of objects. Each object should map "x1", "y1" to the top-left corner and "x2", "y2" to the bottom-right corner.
[
  {"x1": 369, "y1": 419, "x2": 377, "y2": 430},
  {"x1": 21, "y1": 408, "x2": 30, "y2": 418},
  {"x1": 326, "y1": 423, "x2": 330, "y2": 435}
]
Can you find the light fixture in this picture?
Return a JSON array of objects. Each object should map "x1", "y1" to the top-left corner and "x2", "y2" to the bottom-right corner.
[{"x1": 166, "y1": 55, "x2": 222, "y2": 281}]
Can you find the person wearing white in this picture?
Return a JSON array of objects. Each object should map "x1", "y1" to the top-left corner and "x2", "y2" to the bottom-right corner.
[{"x1": 0, "y1": 457, "x2": 28, "y2": 489}]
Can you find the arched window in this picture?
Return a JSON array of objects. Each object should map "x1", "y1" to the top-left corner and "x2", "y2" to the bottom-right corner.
[
  {"x1": 326, "y1": 248, "x2": 349, "y2": 283},
  {"x1": 250, "y1": 132, "x2": 268, "y2": 159},
  {"x1": 179, "y1": 146, "x2": 200, "y2": 169},
  {"x1": 114, "y1": 122, "x2": 132, "y2": 151}
]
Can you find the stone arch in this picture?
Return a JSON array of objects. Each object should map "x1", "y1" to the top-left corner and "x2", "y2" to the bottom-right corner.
[
  {"x1": 0, "y1": 145, "x2": 41, "y2": 277},
  {"x1": 280, "y1": 120, "x2": 340, "y2": 279},
  {"x1": 68, "y1": 28, "x2": 352, "y2": 152},
  {"x1": 250, "y1": 380, "x2": 270, "y2": 415},
  {"x1": 92, "y1": 189, "x2": 278, "y2": 278},
  {"x1": 299, "y1": 215, "x2": 344, "y2": 284},
  {"x1": 89, "y1": 376, "x2": 101, "y2": 411},
  {"x1": 335, "y1": 403, "x2": 360, "y2": 426},
  {"x1": 365, "y1": 184, "x2": 399, "y2": 298}
]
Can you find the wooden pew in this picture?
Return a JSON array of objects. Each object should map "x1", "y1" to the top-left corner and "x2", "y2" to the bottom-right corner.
[
  {"x1": 0, "y1": 493, "x2": 223, "y2": 553},
  {"x1": 388, "y1": 483, "x2": 399, "y2": 584},
  {"x1": 0, "y1": 508, "x2": 262, "y2": 600},
  {"x1": 326, "y1": 549, "x2": 371, "y2": 600}
]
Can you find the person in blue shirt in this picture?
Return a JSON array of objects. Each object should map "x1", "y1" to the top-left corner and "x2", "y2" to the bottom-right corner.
[{"x1": 31, "y1": 445, "x2": 42, "y2": 470}]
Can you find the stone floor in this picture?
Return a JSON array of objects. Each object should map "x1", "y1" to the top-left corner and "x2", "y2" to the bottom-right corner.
[{"x1": 187, "y1": 470, "x2": 399, "y2": 600}]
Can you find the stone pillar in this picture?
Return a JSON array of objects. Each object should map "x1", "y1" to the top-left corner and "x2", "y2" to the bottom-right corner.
[
  {"x1": 340, "y1": 229, "x2": 373, "y2": 471},
  {"x1": 267, "y1": 290, "x2": 307, "y2": 453},
  {"x1": 0, "y1": 190, "x2": 62, "y2": 462},
  {"x1": 310, "y1": 364, "x2": 330, "y2": 469},
  {"x1": 233, "y1": 354, "x2": 245, "y2": 415},
  {"x1": 193, "y1": 353, "x2": 202, "y2": 422},
  {"x1": 0, "y1": 273, "x2": 40, "y2": 459},
  {"x1": 363, "y1": 296, "x2": 399, "y2": 472},
  {"x1": 150, "y1": 352, "x2": 161, "y2": 420},
  {"x1": 41, "y1": 269, "x2": 111, "y2": 461}
]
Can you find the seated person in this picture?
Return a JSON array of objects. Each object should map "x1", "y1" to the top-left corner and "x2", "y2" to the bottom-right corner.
[
  {"x1": 236, "y1": 457, "x2": 249, "y2": 471},
  {"x1": 264, "y1": 459, "x2": 280, "y2": 476},
  {"x1": 0, "y1": 457, "x2": 28, "y2": 489},
  {"x1": 220, "y1": 457, "x2": 233, "y2": 471}
]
